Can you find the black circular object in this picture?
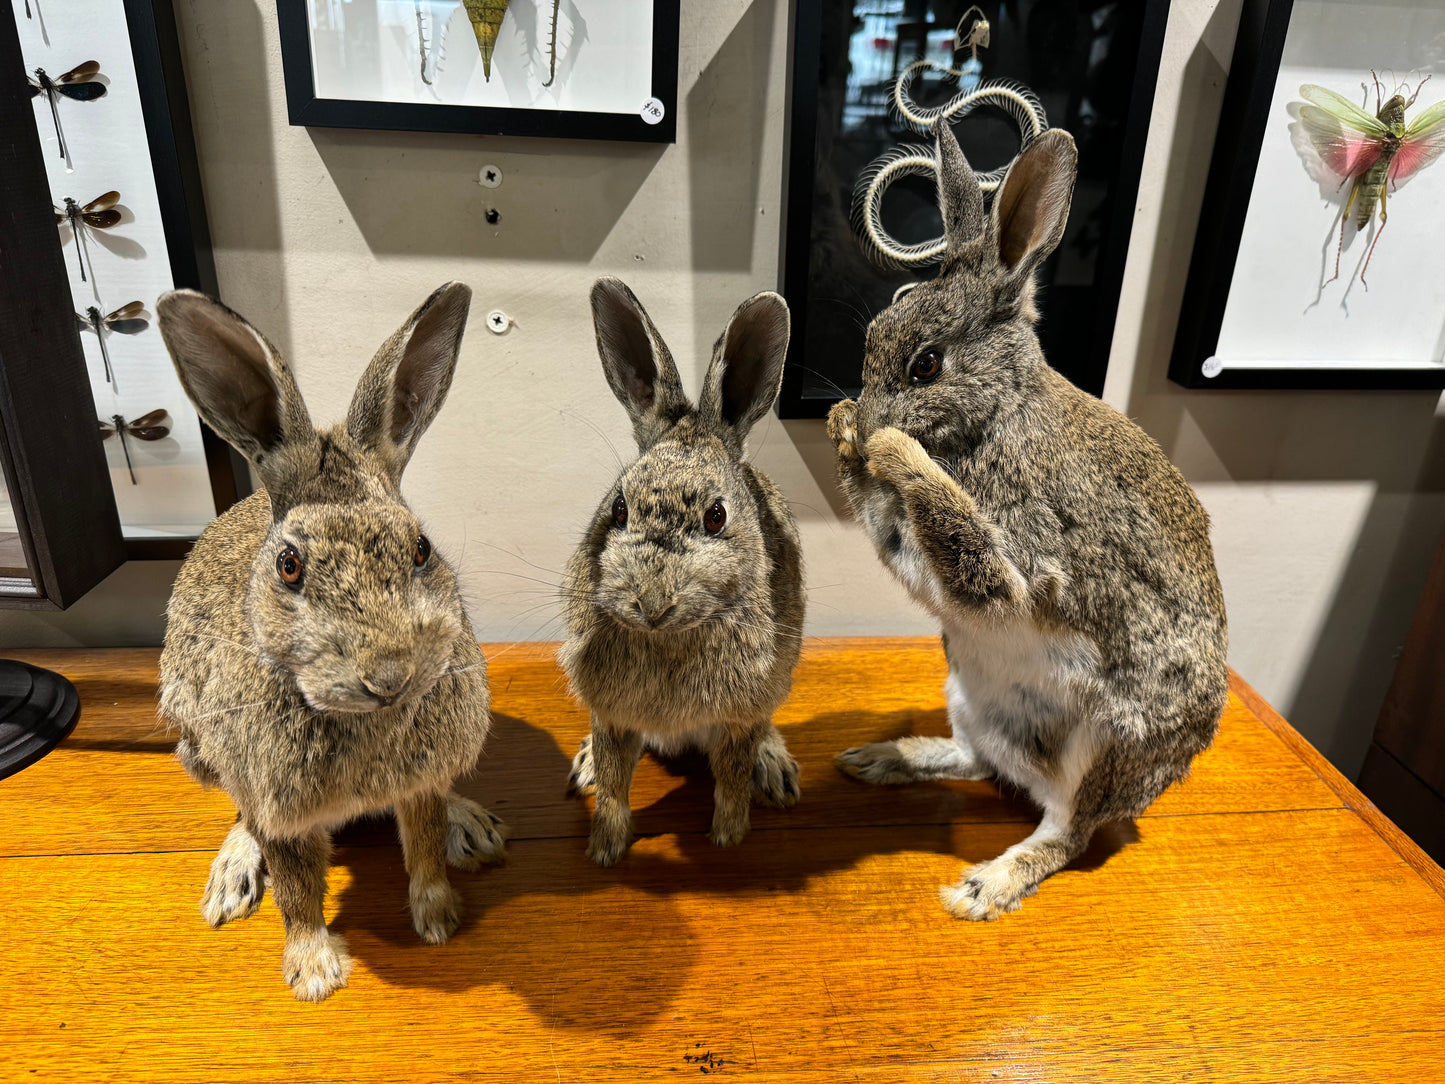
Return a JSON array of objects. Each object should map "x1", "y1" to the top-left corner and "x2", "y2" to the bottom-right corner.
[{"x1": 0, "y1": 660, "x2": 81, "y2": 781}]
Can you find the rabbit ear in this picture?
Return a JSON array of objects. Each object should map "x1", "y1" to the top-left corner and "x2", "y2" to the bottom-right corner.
[
  {"x1": 698, "y1": 291, "x2": 790, "y2": 446},
  {"x1": 936, "y1": 119, "x2": 986, "y2": 255},
  {"x1": 590, "y1": 278, "x2": 690, "y2": 450},
  {"x1": 347, "y1": 281, "x2": 471, "y2": 482},
  {"x1": 988, "y1": 129, "x2": 1077, "y2": 282},
  {"x1": 156, "y1": 290, "x2": 315, "y2": 499}
]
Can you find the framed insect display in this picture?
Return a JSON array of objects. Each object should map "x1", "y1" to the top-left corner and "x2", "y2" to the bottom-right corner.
[
  {"x1": 275, "y1": 1, "x2": 681, "y2": 144},
  {"x1": 776, "y1": 0, "x2": 1171, "y2": 417},
  {"x1": 8, "y1": 0, "x2": 250, "y2": 561},
  {"x1": 1170, "y1": 0, "x2": 1445, "y2": 389}
]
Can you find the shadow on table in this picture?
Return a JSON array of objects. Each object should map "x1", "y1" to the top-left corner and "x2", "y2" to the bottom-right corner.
[{"x1": 324, "y1": 707, "x2": 1142, "y2": 1031}]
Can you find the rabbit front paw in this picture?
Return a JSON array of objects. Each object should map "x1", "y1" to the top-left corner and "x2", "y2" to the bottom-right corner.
[
  {"x1": 282, "y1": 930, "x2": 354, "y2": 1002},
  {"x1": 445, "y1": 794, "x2": 508, "y2": 870},
  {"x1": 826, "y1": 399, "x2": 862, "y2": 461},
  {"x1": 567, "y1": 735, "x2": 596, "y2": 795},
  {"x1": 200, "y1": 821, "x2": 265, "y2": 928},
  {"x1": 586, "y1": 814, "x2": 633, "y2": 867},
  {"x1": 865, "y1": 427, "x2": 935, "y2": 488},
  {"x1": 410, "y1": 879, "x2": 463, "y2": 944},
  {"x1": 939, "y1": 857, "x2": 1039, "y2": 921},
  {"x1": 752, "y1": 741, "x2": 800, "y2": 808}
]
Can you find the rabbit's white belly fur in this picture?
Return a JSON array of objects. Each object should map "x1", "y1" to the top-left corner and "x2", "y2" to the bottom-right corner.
[
  {"x1": 868, "y1": 496, "x2": 1106, "y2": 806},
  {"x1": 942, "y1": 612, "x2": 1104, "y2": 805}
]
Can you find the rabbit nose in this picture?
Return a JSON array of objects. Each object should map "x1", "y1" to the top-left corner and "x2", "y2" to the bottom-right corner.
[
  {"x1": 634, "y1": 598, "x2": 678, "y2": 629},
  {"x1": 362, "y1": 662, "x2": 414, "y2": 704}
]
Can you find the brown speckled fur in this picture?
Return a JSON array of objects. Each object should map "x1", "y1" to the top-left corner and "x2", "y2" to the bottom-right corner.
[
  {"x1": 828, "y1": 127, "x2": 1228, "y2": 920},
  {"x1": 559, "y1": 279, "x2": 805, "y2": 864},
  {"x1": 156, "y1": 284, "x2": 504, "y2": 1000}
]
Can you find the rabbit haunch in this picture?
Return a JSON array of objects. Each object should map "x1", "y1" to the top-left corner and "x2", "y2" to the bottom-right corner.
[
  {"x1": 827, "y1": 124, "x2": 1227, "y2": 921},
  {"x1": 156, "y1": 283, "x2": 502, "y2": 1001},
  {"x1": 560, "y1": 278, "x2": 804, "y2": 866}
]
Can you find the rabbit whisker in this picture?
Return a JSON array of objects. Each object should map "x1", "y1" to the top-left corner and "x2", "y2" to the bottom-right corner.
[
  {"x1": 561, "y1": 407, "x2": 625, "y2": 471},
  {"x1": 468, "y1": 539, "x2": 565, "y2": 578}
]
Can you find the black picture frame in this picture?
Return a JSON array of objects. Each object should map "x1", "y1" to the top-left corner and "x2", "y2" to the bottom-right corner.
[
  {"x1": 776, "y1": 0, "x2": 1171, "y2": 418},
  {"x1": 8, "y1": 0, "x2": 252, "y2": 566},
  {"x1": 1169, "y1": 0, "x2": 1445, "y2": 390},
  {"x1": 0, "y1": 9, "x2": 126, "y2": 608},
  {"x1": 275, "y1": 2, "x2": 681, "y2": 144},
  {"x1": 124, "y1": 0, "x2": 252, "y2": 559}
]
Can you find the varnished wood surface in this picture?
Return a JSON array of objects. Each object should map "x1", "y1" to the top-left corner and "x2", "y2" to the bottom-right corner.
[{"x1": 1, "y1": 638, "x2": 1442, "y2": 1082}]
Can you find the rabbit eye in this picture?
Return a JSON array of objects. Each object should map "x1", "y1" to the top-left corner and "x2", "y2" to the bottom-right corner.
[
  {"x1": 908, "y1": 349, "x2": 943, "y2": 385},
  {"x1": 414, "y1": 534, "x2": 431, "y2": 568},
  {"x1": 704, "y1": 500, "x2": 727, "y2": 535},
  {"x1": 276, "y1": 545, "x2": 304, "y2": 588},
  {"x1": 612, "y1": 492, "x2": 628, "y2": 529}
]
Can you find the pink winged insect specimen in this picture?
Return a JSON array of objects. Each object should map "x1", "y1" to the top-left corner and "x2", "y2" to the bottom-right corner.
[{"x1": 1297, "y1": 75, "x2": 1445, "y2": 288}]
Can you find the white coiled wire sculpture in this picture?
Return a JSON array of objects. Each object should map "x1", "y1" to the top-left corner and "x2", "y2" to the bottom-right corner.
[{"x1": 851, "y1": 9, "x2": 1049, "y2": 270}]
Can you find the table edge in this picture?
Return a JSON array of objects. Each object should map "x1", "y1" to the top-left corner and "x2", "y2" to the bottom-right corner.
[{"x1": 1229, "y1": 670, "x2": 1445, "y2": 900}]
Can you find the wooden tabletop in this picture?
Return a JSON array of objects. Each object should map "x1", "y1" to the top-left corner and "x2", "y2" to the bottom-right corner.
[{"x1": 1, "y1": 638, "x2": 1442, "y2": 1082}]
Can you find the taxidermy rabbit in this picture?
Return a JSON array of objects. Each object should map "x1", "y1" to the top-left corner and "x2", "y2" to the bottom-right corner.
[
  {"x1": 826, "y1": 123, "x2": 1228, "y2": 920},
  {"x1": 560, "y1": 278, "x2": 805, "y2": 866},
  {"x1": 155, "y1": 283, "x2": 505, "y2": 1001}
]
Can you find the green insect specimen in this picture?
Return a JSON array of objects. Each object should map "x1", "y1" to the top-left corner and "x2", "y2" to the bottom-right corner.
[
  {"x1": 461, "y1": 0, "x2": 562, "y2": 85},
  {"x1": 1298, "y1": 74, "x2": 1445, "y2": 287}
]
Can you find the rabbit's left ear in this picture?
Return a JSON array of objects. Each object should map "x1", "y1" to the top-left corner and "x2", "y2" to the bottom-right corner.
[
  {"x1": 988, "y1": 129, "x2": 1077, "y2": 284},
  {"x1": 348, "y1": 281, "x2": 472, "y2": 483},
  {"x1": 698, "y1": 292, "x2": 790, "y2": 448}
]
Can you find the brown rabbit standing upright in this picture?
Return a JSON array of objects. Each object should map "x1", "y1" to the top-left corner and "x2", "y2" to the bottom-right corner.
[
  {"x1": 156, "y1": 284, "x2": 505, "y2": 1000},
  {"x1": 827, "y1": 123, "x2": 1228, "y2": 920}
]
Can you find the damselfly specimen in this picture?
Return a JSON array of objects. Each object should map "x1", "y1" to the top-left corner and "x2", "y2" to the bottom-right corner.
[
  {"x1": 28, "y1": 62, "x2": 106, "y2": 171},
  {"x1": 1298, "y1": 74, "x2": 1445, "y2": 287},
  {"x1": 99, "y1": 410, "x2": 170, "y2": 485},
  {"x1": 55, "y1": 192, "x2": 122, "y2": 284},
  {"x1": 76, "y1": 302, "x2": 148, "y2": 389}
]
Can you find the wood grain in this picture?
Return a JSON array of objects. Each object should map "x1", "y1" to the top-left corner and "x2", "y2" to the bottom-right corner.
[{"x1": 1, "y1": 640, "x2": 1443, "y2": 1083}]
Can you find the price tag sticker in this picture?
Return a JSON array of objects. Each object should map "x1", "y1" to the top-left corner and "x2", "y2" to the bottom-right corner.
[
  {"x1": 1201, "y1": 357, "x2": 1223, "y2": 379},
  {"x1": 640, "y1": 97, "x2": 666, "y2": 125}
]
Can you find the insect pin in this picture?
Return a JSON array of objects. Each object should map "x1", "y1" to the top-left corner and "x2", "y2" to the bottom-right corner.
[
  {"x1": 55, "y1": 192, "x2": 122, "y2": 285},
  {"x1": 27, "y1": 62, "x2": 106, "y2": 172},
  {"x1": 76, "y1": 302, "x2": 148, "y2": 390},
  {"x1": 99, "y1": 410, "x2": 171, "y2": 485},
  {"x1": 1298, "y1": 73, "x2": 1445, "y2": 289}
]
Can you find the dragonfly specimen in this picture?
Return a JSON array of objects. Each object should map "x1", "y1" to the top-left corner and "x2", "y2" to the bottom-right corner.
[
  {"x1": 1298, "y1": 74, "x2": 1445, "y2": 288},
  {"x1": 99, "y1": 410, "x2": 170, "y2": 485},
  {"x1": 55, "y1": 192, "x2": 122, "y2": 284},
  {"x1": 461, "y1": 0, "x2": 562, "y2": 85},
  {"x1": 76, "y1": 302, "x2": 148, "y2": 390},
  {"x1": 27, "y1": 62, "x2": 106, "y2": 172}
]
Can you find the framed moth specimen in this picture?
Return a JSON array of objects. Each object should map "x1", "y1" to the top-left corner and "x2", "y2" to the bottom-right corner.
[
  {"x1": 1171, "y1": 0, "x2": 1445, "y2": 389},
  {"x1": 10, "y1": 0, "x2": 249, "y2": 559},
  {"x1": 276, "y1": 1, "x2": 681, "y2": 143}
]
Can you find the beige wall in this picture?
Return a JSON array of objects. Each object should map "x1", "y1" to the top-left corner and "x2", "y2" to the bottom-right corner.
[{"x1": 3, "y1": 0, "x2": 1442, "y2": 779}]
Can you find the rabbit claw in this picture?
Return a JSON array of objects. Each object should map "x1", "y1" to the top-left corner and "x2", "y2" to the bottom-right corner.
[
  {"x1": 282, "y1": 930, "x2": 354, "y2": 1002},
  {"x1": 445, "y1": 794, "x2": 508, "y2": 869},
  {"x1": 410, "y1": 879, "x2": 462, "y2": 944},
  {"x1": 826, "y1": 399, "x2": 862, "y2": 461},
  {"x1": 753, "y1": 740, "x2": 801, "y2": 808},
  {"x1": 939, "y1": 857, "x2": 1038, "y2": 921},
  {"x1": 567, "y1": 735, "x2": 596, "y2": 795},
  {"x1": 201, "y1": 821, "x2": 265, "y2": 927}
]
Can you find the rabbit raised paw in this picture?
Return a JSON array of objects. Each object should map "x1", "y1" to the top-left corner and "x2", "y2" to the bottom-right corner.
[
  {"x1": 559, "y1": 279, "x2": 805, "y2": 866},
  {"x1": 829, "y1": 123, "x2": 1229, "y2": 920},
  {"x1": 156, "y1": 284, "x2": 504, "y2": 1000}
]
